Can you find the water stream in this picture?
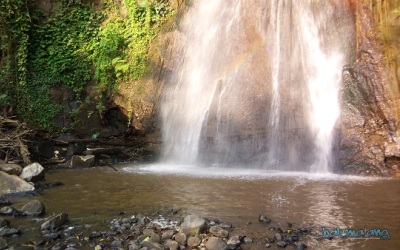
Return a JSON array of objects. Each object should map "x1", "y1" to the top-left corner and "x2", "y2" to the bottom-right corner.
[{"x1": 161, "y1": 0, "x2": 354, "y2": 172}]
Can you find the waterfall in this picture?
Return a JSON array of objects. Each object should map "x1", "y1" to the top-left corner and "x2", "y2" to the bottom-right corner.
[{"x1": 161, "y1": 0, "x2": 353, "y2": 172}]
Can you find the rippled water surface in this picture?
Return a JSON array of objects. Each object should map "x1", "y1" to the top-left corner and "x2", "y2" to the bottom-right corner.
[{"x1": 7, "y1": 164, "x2": 400, "y2": 249}]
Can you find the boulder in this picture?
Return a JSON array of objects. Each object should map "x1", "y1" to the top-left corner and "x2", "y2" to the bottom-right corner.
[
  {"x1": 0, "y1": 171, "x2": 35, "y2": 194},
  {"x1": 0, "y1": 163, "x2": 22, "y2": 175},
  {"x1": 180, "y1": 215, "x2": 206, "y2": 236},
  {"x1": 21, "y1": 199, "x2": 45, "y2": 216},
  {"x1": 40, "y1": 213, "x2": 68, "y2": 231},
  {"x1": 19, "y1": 162, "x2": 45, "y2": 182},
  {"x1": 205, "y1": 237, "x2": 229, "y2": 250},
  {"x1": 70, "y1": 155, "x2": 95, "y2": 168}
]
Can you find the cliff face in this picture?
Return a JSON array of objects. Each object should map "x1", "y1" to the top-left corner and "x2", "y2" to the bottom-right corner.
[
  {"x1": 338, "y1": 1, "x2": 400, "y2": 176},
  {"x1": 35, "y1": 0, "x2": 400, "y2": 176}
]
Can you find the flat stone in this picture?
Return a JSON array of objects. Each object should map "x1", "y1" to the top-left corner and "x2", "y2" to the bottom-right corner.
[
  {"x1": 21, "y1": 199, "x2": 45, "y2": 216},
  {"x1": 205, "y1": 237, "x2": 229, "y2": 250},
  {"x1": 70, "y1": 155, "x2": 95, "y2": 168},
  {"x1": 40, "y1": 213, "x2": 68, "y2": 231},
  {"x1": 19, "y1": 162, "x2": 45, "y2": 182},
  {"x1": 180, "y1": 215, "x2": 206, "y2": 236},
  {"x1": 0, "y1": 171, "x2": 35, "y2": 194},
  {"x1": 0, "y1": 163, "x2": 22, "y2": 175}
]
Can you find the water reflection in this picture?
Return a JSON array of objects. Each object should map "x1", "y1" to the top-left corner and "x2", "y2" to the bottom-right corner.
[{"x1": 6, "y1": 166, "x2": 400, "y2": 249}]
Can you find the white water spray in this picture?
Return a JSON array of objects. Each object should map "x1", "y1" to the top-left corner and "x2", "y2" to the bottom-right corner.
[{"x1": 161, "y1": 0, "x2": 353, "y2": 172}]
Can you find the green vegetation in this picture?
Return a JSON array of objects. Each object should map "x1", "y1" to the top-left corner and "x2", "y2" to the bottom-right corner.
[{"x1": 0, "y1": 0, "x2": 173, "y2": 130}]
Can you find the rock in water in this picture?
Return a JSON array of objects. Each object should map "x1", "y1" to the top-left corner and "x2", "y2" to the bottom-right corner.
[
  {"x1": 0, "y1": 163, "x2": 22, "y2": 175},
  {"x1": 259, "y1": 214, "x2": 271, "y2": 224},
  {"x1": 19, "y1": 162, "x2": 45, "y2": 182},
  {"x1": 227, "y1": 235, "x2": 241, "y2": 249},
  {"x1": 205, "y1": 237, "x2": 230, "y2": 250},
  {"x1": 0, "y1": 227, "x2": 20, "y2": 237},
  {"x1": 21, "y1": 200, "x2": 45, "y2": 216},
  {"x1": 0, "y1": 206, "x2": 20, "y2": 216},
  {"x1": 180, "y1": 215, "x2": 206, "y2": 236},
  {"x1": 40, "y1": 213, "x2": 68, "y2": 231},
  {"x1": 70, "y1": 155, "x2": 95, "y2": 168},
  {"x1": 0, "y1": 171, "x2": 35, "y2": 194}
]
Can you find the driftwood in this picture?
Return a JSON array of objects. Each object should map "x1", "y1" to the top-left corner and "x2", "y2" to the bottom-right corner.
[{"x1": 0, "y1": 116, "x2": 33, "y2": 164}]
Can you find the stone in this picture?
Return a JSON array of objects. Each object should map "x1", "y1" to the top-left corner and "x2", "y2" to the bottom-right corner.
[
  {"x1": 173, "y1": 232, "x2": 186, "y2": 245},
  {"x1": 204, "y1": 237, "x2": 229, "y2": 250},
  {"x1": 0, "y1": 163, "x2": 22, "y2": 175},
  {"x1": 141, "y1": 241, "x2": 167, "y2": 250},
  {"x1": 164, "y1": 240, "x2": 178, "y2": 250},
  {"x1": 277, "y1": 241, "x2": 287, "y2": 247},
  {"x1": 209, "y1": 225, "x2": 229, "y2": 238},
  {"x1": 150, "y1": 232, "x2": 162, "y2": 243},
  {"x1": 19, "y1": 162, "x2": 45, "y2": 182},
  {"x1": 187, "y1": 235, "x2": 201, "y2": 247},
  {"x1": 243, "y1": 236, "x2": 252, "y2": 243},
  {"x1": 0, "y1": 227, "x2": 20, "y2": 237},
  {"x1": 0, "y1": 194, "x2": 11, "y2": 205},
  {"x1": 0, "y1": 206, "x2": 20, "y2": 216},
  {"x1": 293, "y1": 242, "x2": 307, "y2": 250},
  {"x1": 258, "y1": 214, "x2": 271, "y2": 224},
  {"x1": 275, "y1": 233, "x2": 283, "y2": 241},
  {"x1": 162, "y1": 229, "x2": 175, "y2": 240},
  {"x1": 21, "y1": 199, "x2": 45, "y2": 216},
  {"x1": 0, "y1": 171, "x2": 35, "y2": 194},
  {"x1": 70, "y1": 155, "x2": 95, "y2": 168},
  {"x1": 111, "y1": 240, "x2": 123, "y2": 248},
  {"x1": 0, "y1": 238, "x2": 7, "y2": 250},
  {"x1": 227, "y1": 235, "x2": 241, "y2": 249},
  {"x1": 40, "y1": 213, "x2": 68, "y2": 231},
  {"x1": 180, "y1": 215, "x2": 206, "y2": 236}
]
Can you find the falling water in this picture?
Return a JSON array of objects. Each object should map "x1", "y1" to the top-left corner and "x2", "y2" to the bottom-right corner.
[{"x1": 161, "y1": 0, "x2": 354, "y2": 172}]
